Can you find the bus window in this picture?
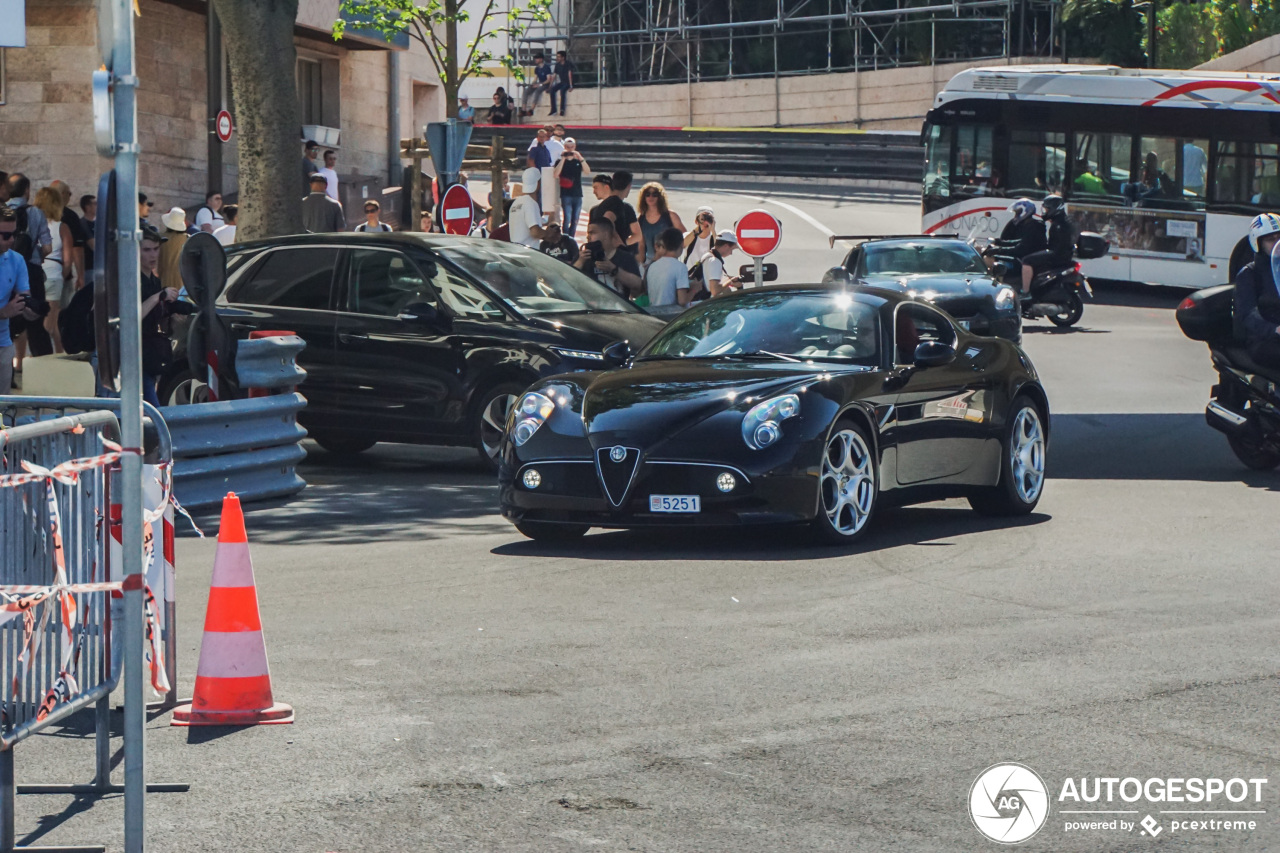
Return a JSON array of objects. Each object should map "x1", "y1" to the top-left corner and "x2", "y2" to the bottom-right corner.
[
  {"x1": 1214, "y1": 142, "x2": 1280, "y2": 209},
  {"x1": 1070, "y1": 132, "x2": 1132, "y2": 200},
  {"x1": 1125, "y1": 136, "x2": 1208, "y2": 210},
  {"x1": 1007, "y1": 130, "x2": 1065, "y2": 198},
  {"x1": 954, "y1": 125, "x2": 994, "y2": 193},
  {"x1": 923, "y1": 124, "x2": 953, "y2": 204}
]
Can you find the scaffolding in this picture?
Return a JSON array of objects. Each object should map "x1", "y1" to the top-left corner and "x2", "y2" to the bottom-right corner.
[{"x1": 518, "y1": 0, "x2": 1062, "y2": 88}]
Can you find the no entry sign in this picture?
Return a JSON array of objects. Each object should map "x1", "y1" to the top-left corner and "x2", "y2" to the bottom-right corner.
[
  {"x1": 440, "y1": 183, "x2": 473, "y2": 235},
  {"x1": 735, "y1": 209, "x2": 782, "y2": 258},
  {"x1": 215, "y1": 110, "x2": 233, "y2": 143}
]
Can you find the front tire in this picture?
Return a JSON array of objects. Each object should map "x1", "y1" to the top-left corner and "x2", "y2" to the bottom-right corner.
[
  {"x1": 969, "y1": 396, "x2": 1046, "y2": 516},
  {"x1": 1227, "y1": 433, "x2": 1280, "y2": 471},
  {"x1": 811, "y1": 422, "x2": 878, "y2": 545},
  {"x1": 159, "y1": 366, "x2": 211, "y2": 407},
  {"x1": 515, "y1": 521, "x2": 590, "y2": 542},
  {"x1": 1048, "y1": 289, "x2": 1084, "y2": 327},
  {"x1": 474, "y1": 382, "x2": 528, "y2": 471}
]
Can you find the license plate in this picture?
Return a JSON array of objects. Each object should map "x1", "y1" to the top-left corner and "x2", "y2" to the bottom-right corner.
[{"x1": 649, "y1": 495, "x2": 701, "y2": 513}]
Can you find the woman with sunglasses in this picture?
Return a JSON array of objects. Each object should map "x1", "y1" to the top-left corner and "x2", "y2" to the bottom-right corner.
[
  {"x1": 637, "y1": 182, "x2": 685, "y2": 265},
  {"x1": 354, "y1": 200, "x2": 392, "y2": 233}
]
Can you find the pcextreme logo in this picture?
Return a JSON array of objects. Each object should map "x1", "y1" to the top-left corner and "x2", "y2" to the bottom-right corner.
[{"x1": 968, "y1": 764, "x2": 1270, "y2": 844}]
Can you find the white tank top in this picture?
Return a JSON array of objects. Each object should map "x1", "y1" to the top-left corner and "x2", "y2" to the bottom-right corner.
[{"x1": 42, "y1": 217, "x2": 64, "y2": 280}]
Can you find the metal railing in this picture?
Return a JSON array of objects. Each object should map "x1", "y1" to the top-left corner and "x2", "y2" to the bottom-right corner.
[
  {"x1": 0, "y1": 405, "x2": 190, "y2": 852},
  {"x1": 469, "y1": 125, "x2": 924, "y2": 185}
]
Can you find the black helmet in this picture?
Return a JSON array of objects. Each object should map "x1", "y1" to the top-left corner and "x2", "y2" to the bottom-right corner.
[{"x1": 1042, "y1": 195, "x2": 1066, "y2": 219}]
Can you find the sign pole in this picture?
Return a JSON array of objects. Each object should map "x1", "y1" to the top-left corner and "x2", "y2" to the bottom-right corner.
[
  {"x1": 108, "y1": 0, "x2": 147, "y2": 848},
  {"x1": 755, "y1": 256, "x2": 763, "y2": 290},
  {"x1": 489, "y1": 135, "x2": 506, "y2": 233}
]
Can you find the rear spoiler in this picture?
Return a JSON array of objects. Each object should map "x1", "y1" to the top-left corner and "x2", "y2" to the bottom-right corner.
[{"x1": 827, "y1": 233, "x2": 956, "y2": 249}]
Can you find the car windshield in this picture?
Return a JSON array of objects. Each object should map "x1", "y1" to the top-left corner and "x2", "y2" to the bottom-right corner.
[
  {"x1": 639, "y1": 291, "x2": 882, "y2": 365},
  {"x1": 860, "y1": 241, "x2": 987, "y2": 276},
  {"x1": 438, "y1": 241, "x2": 640, "y2": 316}
]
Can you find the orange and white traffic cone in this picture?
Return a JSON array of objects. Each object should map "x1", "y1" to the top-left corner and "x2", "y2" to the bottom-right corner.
[{"x1": 172, "y1": 493, "x2": 293, "y2": 726}]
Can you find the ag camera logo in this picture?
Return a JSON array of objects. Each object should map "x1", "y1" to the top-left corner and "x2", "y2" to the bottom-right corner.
[{"x1": 970, "y1": 762, "x2": 1050, "y2": 844}]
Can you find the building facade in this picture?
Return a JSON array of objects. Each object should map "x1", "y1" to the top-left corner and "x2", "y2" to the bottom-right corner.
[{"x1": 1, "y1": 0, "x2": 446, "y2": 228}]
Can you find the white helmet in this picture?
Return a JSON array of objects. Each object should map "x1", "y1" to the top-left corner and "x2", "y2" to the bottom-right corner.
[
  {"x1": 1009, "y1": 198, "x2": 1036, "y2": 223},
  {"x1": 1249, "y1": 213, "x2": 1280, "y2": 251}
]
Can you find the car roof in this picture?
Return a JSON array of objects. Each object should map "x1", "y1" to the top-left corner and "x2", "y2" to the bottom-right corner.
[
  {"x1": 859, "y1": 237, "x2": 971, "y2": 249},
  {"x1": 225, "y1": 232, "x2": 478, "y2": 254}
]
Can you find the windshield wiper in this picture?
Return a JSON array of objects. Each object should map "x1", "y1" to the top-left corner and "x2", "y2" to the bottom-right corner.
[{"x1": 720, "y1": 350, "x2": 802, "y2": 362}]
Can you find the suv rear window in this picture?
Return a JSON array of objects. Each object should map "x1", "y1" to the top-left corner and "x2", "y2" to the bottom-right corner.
[{"x1": 231, "y1": 247, "x2": 339, "y2": 310}]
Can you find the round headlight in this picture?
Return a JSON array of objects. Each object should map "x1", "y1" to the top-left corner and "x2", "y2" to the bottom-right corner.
[
  {"x1": 522, "y1": 468, "x2": 542, "y2": 489},
  {"x1": 753, "y1": 422, "x2": 780, "y2": 448},
  {"x1": 716, "y1": 472, "x2": 736, "y2": 493},
  {"x1": 514, "y1": 420, "x2": 538, "y2": 445},
  {"x1": 776, "y1": 397, "x2": 799, "y2": 419},
  {"x1": 521, "y1": 396, "x2": 540, "y2": 414}
]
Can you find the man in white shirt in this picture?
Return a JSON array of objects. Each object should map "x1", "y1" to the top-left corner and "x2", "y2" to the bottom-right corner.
[
  {"x1": 212, "y1": 204, "x2": 237, "y2": 245},
  {"x1": 508, "y1": 168, "x2": 547, "y2": 249},
  {"x1": 318, "y1": 150, "x2": 340, "y2": 200},
  {"x1": 194, "y1": 191, "x2": 225, "y2": 233},
  {"x1": 645, "y1": 227, "x2": 691, "y2": 307}
]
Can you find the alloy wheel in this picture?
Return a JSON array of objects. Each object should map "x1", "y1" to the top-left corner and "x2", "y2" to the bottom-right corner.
[
  {"x1": 820, "y1": 428, "x2": 876, "y2": 537},
  {"x1": 480, "y1": 393, "x2": 518, "y2": 460},
  {"x1": 1010, "y1": 407, "x2": 1045, "y2": 503}
]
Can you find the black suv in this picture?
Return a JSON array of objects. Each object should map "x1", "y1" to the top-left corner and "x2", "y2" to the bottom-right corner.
[{"x1": 163, "y1": 233, "x2": 665, "y2": 467}]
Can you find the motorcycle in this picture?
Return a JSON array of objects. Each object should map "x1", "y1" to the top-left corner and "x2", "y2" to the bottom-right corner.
[
  {"x1": 1176, "y1": 270, "x2": 1280, "y2": 470},
  {"x1": 967, "y1": 213, "x2": 1108, "y2": 328}
]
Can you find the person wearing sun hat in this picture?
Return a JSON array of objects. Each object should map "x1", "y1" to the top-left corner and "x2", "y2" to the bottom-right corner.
[
  {"x1": 694, "y1": 229, "x2": 740, "y2": 299},
  {"x1": 508, "y1": 167, "x2": 547, "y2": 249},
  {"x1": 157, "y1": 207, "x2": 188, "y2": 292}
]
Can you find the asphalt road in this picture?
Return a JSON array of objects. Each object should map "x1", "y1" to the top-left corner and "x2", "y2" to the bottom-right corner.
[{"x1": 16, "y1": 192, "x2": 1280, "y2": 852}]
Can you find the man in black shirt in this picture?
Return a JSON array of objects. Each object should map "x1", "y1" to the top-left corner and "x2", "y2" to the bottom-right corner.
[
  {"x1": 574, "y1": 219, "x2": 641, "y2": 297},
  {"x1": 539, "y1": 222, "x2": 579, "y2": 264},
  {"x1": 590, "y1": 170, "x2": 642, "y2": 264},
  {"x1": 550, "y1": 51, "x2": 574, "y2": 117},
  {"x1": 79, "y1": 195, "x2": 96, "y2": 285}
]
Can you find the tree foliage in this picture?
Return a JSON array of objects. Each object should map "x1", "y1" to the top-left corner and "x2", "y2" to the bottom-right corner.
[
  {"x1": 334, "y1": 0, "x2": 553, "y2": 116},
  {"x1": 1065, "y1": 0, "x2": 1280, "y2": 68}
]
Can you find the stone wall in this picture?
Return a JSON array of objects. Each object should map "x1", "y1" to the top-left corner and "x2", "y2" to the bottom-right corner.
[
  {"x1": 1197, "y1": 34, "x2": 1280, "y2": 74},
  {"x1": 549, "y1": 57, "x2": 1046, "y2": 130},
  {"x1": 2, "y1": 0, "x2": 444, "y2": 228}
]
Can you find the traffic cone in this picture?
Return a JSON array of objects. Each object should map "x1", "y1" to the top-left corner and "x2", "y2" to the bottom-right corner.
[{"x1": 172, "y1": 493, "x2": 293, "y2": 726}]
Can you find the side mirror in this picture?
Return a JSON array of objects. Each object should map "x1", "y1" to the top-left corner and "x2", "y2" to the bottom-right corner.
[
  {"x1": 602, "y1": 339, "x2": 631, "y2": 367},
  {"x1": 990, "y1": 261, "x2": 1008, "y2": 279},
  {"x1": 914, "y1": 340, "x2": 956, "y2": 368},
  {"x1": 821, "y1": 266, "x2": 853, "y2": 286},
  {"x1": 397, "y1": 301, "x2": 446, "y2": 327},
  {"x1": 737, "y1": 263, "x2": 778, "y2": 283}
]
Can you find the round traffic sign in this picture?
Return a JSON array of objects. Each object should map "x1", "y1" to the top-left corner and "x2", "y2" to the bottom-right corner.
[
  {"x1": 215, "y1": 110, "x2": 234, "y2": 143},
  {"x1": 440, "y1": 183, "x2": 474, "y2": 235},
  {"x1": 735, "y1": 209, "x2": 782, "y2": 258}
]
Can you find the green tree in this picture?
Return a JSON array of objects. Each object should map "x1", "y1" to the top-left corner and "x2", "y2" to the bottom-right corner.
[
  {"x1": 1062, "y1": 0, "x2": 1145, "y2": 66},
  {"x1": 335, "y1": 0, "x2": 554, "y2": 118},
  {"x1": 1157, "y1": 2, "x2": 1216, "y2": 68}
]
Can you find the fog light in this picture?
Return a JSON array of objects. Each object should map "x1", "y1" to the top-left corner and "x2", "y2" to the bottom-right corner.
[
  {"x1": 716, "y1": 472, "x2": 736, "y2": 493},
  {"x1": 522, "y1": 469, "x2": 542, "y2": 489}
]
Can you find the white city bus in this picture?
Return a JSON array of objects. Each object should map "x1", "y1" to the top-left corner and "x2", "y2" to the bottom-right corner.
[{"x1": 921, "y1": 65, "x2": 1280, "y2": 288}]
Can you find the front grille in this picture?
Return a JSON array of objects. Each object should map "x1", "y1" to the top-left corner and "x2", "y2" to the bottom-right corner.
[
  {"x1": 973, "y1": 75, "x2": 1018, "y2": 92},
  {"x1": 937, "y1": 296, "x2": 986, "y2": 318},
  {"x1": 596, "y1": 446, "x2": 641, "y2": 506}
]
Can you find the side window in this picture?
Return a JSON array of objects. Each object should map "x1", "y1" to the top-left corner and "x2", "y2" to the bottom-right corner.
[
  {"x1": 1213, "y1": 141, "x2": 1280, "y2": 209},
  {"x1": 1070, "y1": 132, "x2": 1132, "y2": 200},
  {"x1": 429, "y1": 264, "x2": 505, "y2": 320},
  {"x1": 895, "y1": 304, "x2": 955, "y2": 365},
  {"x1": 1129, "y1": 136, "x2": 1208, "y2": 210},
  {"x1": 1007, "y1": 130, "x2": 1066, "y2": 197},
  {"x1": 953, "y1": 125, "x2": 995, "y2": 192},
  {"x1": 347, "y1": 249, "x2": 435, "y2": 317},
  {"x1": 924, "y1": 124, "x2": 953, "y2": 203},
  {"x1": 230, "y1": 248, "x2": 338, "y2": 310}
]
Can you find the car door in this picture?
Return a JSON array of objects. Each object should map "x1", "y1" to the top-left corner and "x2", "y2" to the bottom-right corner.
[
  {"x1": 328, "y1": 245, "x2": 469, "y2": 437},
  {"x1": 887, "y1": 302, "x2": 988, "y2": 485},
  {"x1": 222, "y1": 245, "x2": 342, "y2": 409}
]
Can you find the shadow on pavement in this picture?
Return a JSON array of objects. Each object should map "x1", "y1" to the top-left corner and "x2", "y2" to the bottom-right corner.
[
  {"x1": 1049, "y1": 412, "x2": 1277, "y2": 486},
  {"x1": 181, "y1": 442, "x2": 506, "y2": 544},
  {"x1": 492, "y1": 507, "x2": 1051, "y2": 562},
  {"x1": 1088, "y1": 279, "x2": 1195, "y2": 309},
  {"x1": 1022, "y1": 324, "x2": 1111, "y2": 335}
]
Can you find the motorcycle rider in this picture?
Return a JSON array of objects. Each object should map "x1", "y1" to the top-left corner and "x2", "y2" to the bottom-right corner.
[
  {"x1": 985, "y1": 198, "x2": 1046, "y2": 279},
  {"x1": 1233, "y1": 213, "x2": 1280, "y2": 369},
  {"x1": 1019, "y1": 195, "x2": 1075, "y2": 296}
]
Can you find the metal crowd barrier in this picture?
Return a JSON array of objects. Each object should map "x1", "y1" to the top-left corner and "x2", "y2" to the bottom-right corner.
[
  {"x1": 160, "y1": 393, "x2": 308, "y2": 509},
  {"x1": 234, "y1": 335, "x2": 307, "y2": 397},
  {"x1": 0, "y1": 405, "x2": 184, "y2": 852}
]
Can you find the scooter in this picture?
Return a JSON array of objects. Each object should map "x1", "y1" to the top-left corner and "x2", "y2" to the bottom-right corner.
[
  {"x1": 967, "y1": 215, "x2": 1108, "y2": 329},
  {"x1": 1176, "y1": 282, "x2": 1280, "y2": 470}
]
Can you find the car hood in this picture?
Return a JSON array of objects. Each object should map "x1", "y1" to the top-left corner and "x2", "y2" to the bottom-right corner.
[
  {"x1": 574, "y1": 360, "x2": 848, "y2": 449},
  {"x1": 527, "y1": 311, "x2": 667, "y2": 350},
  {"x1": 860, "y1": 272, "x2": 998, "y2": 298}
]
